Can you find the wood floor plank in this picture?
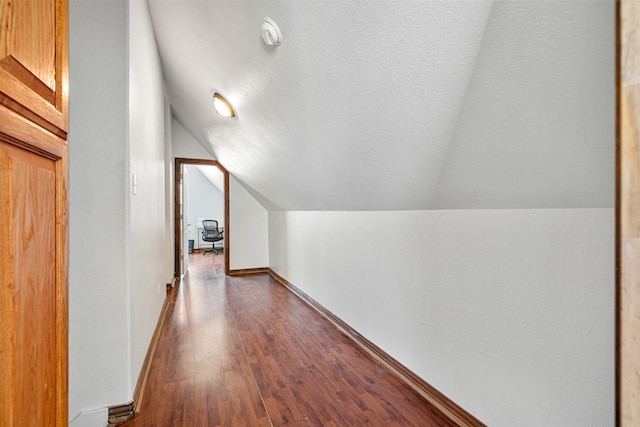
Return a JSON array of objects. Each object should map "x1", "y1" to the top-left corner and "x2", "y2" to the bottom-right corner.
[{"x1": 124, "y1": 253, "x2": 452, "y2": 426}]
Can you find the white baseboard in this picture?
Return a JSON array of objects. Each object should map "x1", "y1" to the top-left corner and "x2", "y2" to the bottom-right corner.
[{"x1": 69, "y1": 407, "x2": 108, "y2": 427}]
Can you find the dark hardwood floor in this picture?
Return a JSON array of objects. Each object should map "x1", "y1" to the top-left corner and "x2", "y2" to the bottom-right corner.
[{"x1": 124, "y1": 252, "x2": 453, "y2": 426}]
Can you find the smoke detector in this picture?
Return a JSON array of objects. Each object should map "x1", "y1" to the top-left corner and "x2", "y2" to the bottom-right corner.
[{"x1": 261, "y1": 17, "x2": 282, "y2": 46}]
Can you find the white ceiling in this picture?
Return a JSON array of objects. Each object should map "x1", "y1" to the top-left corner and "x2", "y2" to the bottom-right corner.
[{"x1": 147, "y1": 0, "x2": 615, "y2": 211}]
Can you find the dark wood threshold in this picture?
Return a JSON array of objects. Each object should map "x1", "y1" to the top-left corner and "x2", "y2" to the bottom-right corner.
[
  {"x1": 227, "y1": 267, "x2": 270, "y2": 276},
  {"x1": 267, "y1": 268, "x2": 486, "y2": 427}
]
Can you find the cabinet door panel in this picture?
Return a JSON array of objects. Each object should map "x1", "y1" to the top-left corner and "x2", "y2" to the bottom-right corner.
[
  {"x1": 0, "y1": 0, "x2": 68, "y2": 136},
  {"x1": 0, "y1": 140, "x2": 61, "y2": 426},
  {"x1": 1, "y1": 0, "x2": 56, "y2": 92}
]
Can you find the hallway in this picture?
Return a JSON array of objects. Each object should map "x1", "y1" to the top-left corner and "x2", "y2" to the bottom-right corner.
[{"x1": 124, "y1": 253, "x2": 451, "y2": 426}]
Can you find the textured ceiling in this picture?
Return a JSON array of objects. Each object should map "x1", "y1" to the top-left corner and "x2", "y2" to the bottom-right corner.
[
  {"x1": 432, "y1": 0, "x2": 615, "y2": 209},
  {"x1": 147, "y1": 0, "x2": 614, "y2": 211}
]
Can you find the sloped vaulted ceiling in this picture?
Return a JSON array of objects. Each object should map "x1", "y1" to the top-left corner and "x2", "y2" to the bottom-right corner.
[{"x1": 147, "y1": 0, "x2": 614, "y2": 211}]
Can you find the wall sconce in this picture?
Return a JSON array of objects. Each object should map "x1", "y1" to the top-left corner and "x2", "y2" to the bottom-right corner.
[{"x1": 213, "y1": 93, "x2": 236, "y2": 118}]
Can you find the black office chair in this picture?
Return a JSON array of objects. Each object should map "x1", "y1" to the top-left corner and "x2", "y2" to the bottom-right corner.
[{"x1": 202, "y1": 220, "x2": 224, "y2": 255}]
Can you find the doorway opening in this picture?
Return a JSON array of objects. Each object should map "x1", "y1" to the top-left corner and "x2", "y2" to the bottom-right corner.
[{"x1": 174, "y1": 158, "x2": 230, "y2": 277}]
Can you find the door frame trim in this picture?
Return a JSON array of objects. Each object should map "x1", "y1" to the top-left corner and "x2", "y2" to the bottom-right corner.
[{"x1": 174, "y1": 158, "x2": 230, "y2": 276}]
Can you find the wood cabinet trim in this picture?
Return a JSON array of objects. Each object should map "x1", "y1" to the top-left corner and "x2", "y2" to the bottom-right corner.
[
  {"x1": 55, "y1": 146, "x2": 68, "y2": 426},
  {"x1": 0, "y1": 144, "x2": 16, "y2": 426},
  {"x1": 54, "y1": 0, "x2": 68, "y2": 130},
  {"x1": 0, "y1": 75, "x2": 67, "y2": 138},
  {"x1": 0, "y1": 56, "x2": 55, "y2": 104},
  {"x1": 0, "y1": 105, "x2": 65, "y2": 159}
]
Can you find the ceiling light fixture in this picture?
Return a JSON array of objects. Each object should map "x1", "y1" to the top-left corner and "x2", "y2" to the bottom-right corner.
[{"x1": 213, "y1": 93, "x2": 236, "y2": 118}]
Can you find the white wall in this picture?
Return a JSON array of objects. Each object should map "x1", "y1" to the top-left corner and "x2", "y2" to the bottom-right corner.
[
  {"x1": 68, "y1": 0, "x2": 130, "y2": 418},
  {"x1": 230, "y1": 176, "x2": 269, "y2": 270},
  {"x1": 269, "y1": 209, "x2": 614, "y2": 426},
  {"x1": 164, "y1": 91, "x2": 174, "y2": 283},
  {"x1": 172, "y1": 118, "x2": 214, "y2": 160},
  {"x1": 127, "y1": 0, "x2": 169, "y2": 395},
  {"x1": 185, "y1": 165, "x2": 224, "y2": 247},
  {"x1": 68, "y1": 0, "x2": 170, "y2": 420}
]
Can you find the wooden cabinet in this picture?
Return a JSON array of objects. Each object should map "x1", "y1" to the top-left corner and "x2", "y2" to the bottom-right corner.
[{"x1": 0, "y1": 0, "x2": 69, "y2": 425}]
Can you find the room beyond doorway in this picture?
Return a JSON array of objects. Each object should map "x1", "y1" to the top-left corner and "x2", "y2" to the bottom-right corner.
[{"x1": 174, "y1": 158, "x2": 230, "y2": 277}]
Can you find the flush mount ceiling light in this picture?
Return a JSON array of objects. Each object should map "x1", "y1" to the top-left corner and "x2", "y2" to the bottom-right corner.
[
  {"x1": 213, "y1": 93, "x2": 236, "y2": 118},
  {"x1": 261, "y1": 17, "x2": 282, "y2": 46}
]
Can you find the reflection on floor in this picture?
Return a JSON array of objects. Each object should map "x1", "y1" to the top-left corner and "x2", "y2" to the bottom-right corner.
[
  {"x1": 187, "y1": 250, "x2": 225, "y2": 279},
  {"x1": 124, "y1": 251, "x2": 452, "y2": 426}
]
